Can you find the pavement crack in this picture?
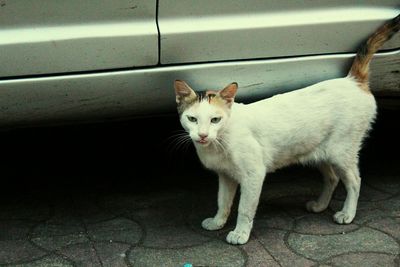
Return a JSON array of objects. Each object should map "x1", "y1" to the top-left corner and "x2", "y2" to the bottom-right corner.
[{"x1": 71, "y1": 196, "x2": 104, "y2": 267}]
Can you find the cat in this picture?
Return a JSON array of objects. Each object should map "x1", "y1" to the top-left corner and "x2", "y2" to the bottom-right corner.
[{"x1": 174, "y1": 14, "x2": 400, "y2": 245}]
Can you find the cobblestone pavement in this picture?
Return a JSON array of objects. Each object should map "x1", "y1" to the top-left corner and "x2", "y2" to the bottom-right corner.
[
  {"x1": 0, "y1": 108, "x2": 398, "y2": 266},
  {"x1": 0, "y1": 162, "x2": 399, "y2": 267}
]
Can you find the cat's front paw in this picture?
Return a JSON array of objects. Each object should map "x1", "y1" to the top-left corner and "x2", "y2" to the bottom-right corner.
[
  {"x1": 226, "y1": 230, "x2": 250, "y2": 245},
  {"x1": 333, "y1": 211, "x2": 354, "y2": 224},
  {"x1": 201, "y1": 218, "x2": 225, "y2": 231}
]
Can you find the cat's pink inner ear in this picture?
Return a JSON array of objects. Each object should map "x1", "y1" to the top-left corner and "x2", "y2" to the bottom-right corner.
[
  {"x1": 219, "y1": 82, "x2": 238, "y2": 104},
  {"x1": 174, "y1": 80, "x2": 195, "y2": 104}
]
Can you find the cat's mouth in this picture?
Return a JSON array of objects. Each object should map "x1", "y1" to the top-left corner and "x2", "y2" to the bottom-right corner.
[
  {"x1": 195, "y1": 138, "x2": 211, "y2": 145},
  {"x1": 196, "y1": 139, "x2": 209, "y2": 145}
]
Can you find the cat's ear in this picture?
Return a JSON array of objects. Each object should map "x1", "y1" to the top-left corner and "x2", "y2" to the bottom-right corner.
[
  {"x1": 219, "y1": 82, "x2": 238, "y2": 106},
  {"x1": 174, "y1": 80, "x2": 196, "y2": 104}
]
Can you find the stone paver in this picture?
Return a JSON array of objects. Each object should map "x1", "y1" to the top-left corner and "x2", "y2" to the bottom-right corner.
[
  {"x1": 1, "y1": 109, "x2": 399, "y2": 267},
  {"x1": 254, "y1": 228, "x2": 315, "y2": 266},
  {"x1": 32, "y1": 233, "x2": 89, "y2": 251},
  {"x1": 293, "y1": 213, "x2": 359, "y2": 235},
  {"x1": 0, "y1": 240, "x2": 47, "y2": 265},
  {"x1": 241, "y1": 239, "x2": 280, "y2": 267},
  {"x1": 142, "y1": 225, "x2": 211, "y2": 248},
  {"x1": 9, "y1": 255, "x2": 74, "y2": 267},
  {"x1": 367, "y1": 217, "x2": 400, "y2": 240},
  {"x1": 57, "y1": 243, "x2": 102, "y2": 266},
  {"x1": 94, "y1": 242, "x2": 131, "y2": 267},
  {"x1": 325, "y1": 252, "x2": 398, "y2": 267},
  {"x1": 288, "y1": 227, "x2": 399, "y2": 261},
  {"x1": 129, "y1": 240, "x2": 245, "y2": 267},
  {"x1": 87, "y1": 217, "x2": 142, "y2": 244},
  {"x1": 380, "y1": 195, "x2": 400, "y2": 217},
  {"x1": 0, "y1": 165, "x2": 399, "y2": 267}
]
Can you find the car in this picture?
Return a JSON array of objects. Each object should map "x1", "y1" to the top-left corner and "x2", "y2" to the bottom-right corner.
[{"x1": 0, "y1": 0, "x2": 399, "y2": 128}]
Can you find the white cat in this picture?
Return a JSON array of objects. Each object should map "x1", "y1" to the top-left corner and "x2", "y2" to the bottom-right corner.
[{"x1": 174, "y1": 15, "x2": 399, "y2": 245}]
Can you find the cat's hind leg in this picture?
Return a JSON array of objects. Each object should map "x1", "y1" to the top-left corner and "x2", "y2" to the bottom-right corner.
[
  {"x1": 202, "y1": 175, "x2": 238, "y2": 231},
  {"x1": 332, "y1": 164, "x2": 361, "y2": 224},
  {"x1": 306, "y1": 163, "x2": 339, "y2": 213}
]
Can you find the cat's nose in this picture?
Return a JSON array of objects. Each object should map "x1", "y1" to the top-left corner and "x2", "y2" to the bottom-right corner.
[{"x1": 199, "y1": 133, "x2": 208, "y2": 139}]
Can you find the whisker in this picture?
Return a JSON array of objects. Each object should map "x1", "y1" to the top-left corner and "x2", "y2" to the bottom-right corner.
[
  {"x1": 165, "y1": 133, "x2": 193, "y2": 156},
  {"x1": 175, "y1": 137, "x2": 191, "y2": 152},
  {"x1": 170, "y1": 136, "x2": 188, "y2": 151},
  {"x1": 164, "y1": 131, "x2": 188, "y2": 142}
]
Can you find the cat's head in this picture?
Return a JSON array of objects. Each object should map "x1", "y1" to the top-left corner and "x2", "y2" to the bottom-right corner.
[{"x1": 174, "y1": 80, "x2": 238, "y2": 147}]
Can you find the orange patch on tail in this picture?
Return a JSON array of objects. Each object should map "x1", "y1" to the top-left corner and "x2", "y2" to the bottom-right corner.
[{"x1": 349, "y1": 14, "x2": 400, "y2": 93}]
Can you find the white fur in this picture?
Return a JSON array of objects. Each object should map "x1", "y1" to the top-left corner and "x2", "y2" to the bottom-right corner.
[{"x1": 179, "y1": 77, "x2": 376, "y2": 245}]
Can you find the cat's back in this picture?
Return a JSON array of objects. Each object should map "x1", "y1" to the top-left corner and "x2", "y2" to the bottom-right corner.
[
  {"x1": 229, "y1": 77, "x2": 377, "y2": 144},
  {"x1": 242, "y1": 77, "x2": 376, "y2": 118}
]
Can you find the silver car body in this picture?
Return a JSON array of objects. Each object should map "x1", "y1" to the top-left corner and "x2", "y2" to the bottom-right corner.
[{"x1": 0, "y1": 0, "x2": 399, "y2": 127}]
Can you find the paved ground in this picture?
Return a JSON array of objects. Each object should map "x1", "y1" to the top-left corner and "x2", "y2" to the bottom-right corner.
[{"x1": 0, "y1": 106, "x2": 399, "y2": 266}]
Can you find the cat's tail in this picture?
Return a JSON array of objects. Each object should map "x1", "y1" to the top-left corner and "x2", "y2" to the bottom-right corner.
[{"x1": 349, "y1": 13, "x2": 400, "y2": 91}]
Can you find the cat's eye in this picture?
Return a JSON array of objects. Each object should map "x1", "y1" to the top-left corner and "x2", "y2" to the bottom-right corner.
[
  {"x1": 187, "y1": 116, "x2": 197, "y2": 123},
  {"x1": 211, "y1": 117, "x2": 222, "y2": 124}
]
